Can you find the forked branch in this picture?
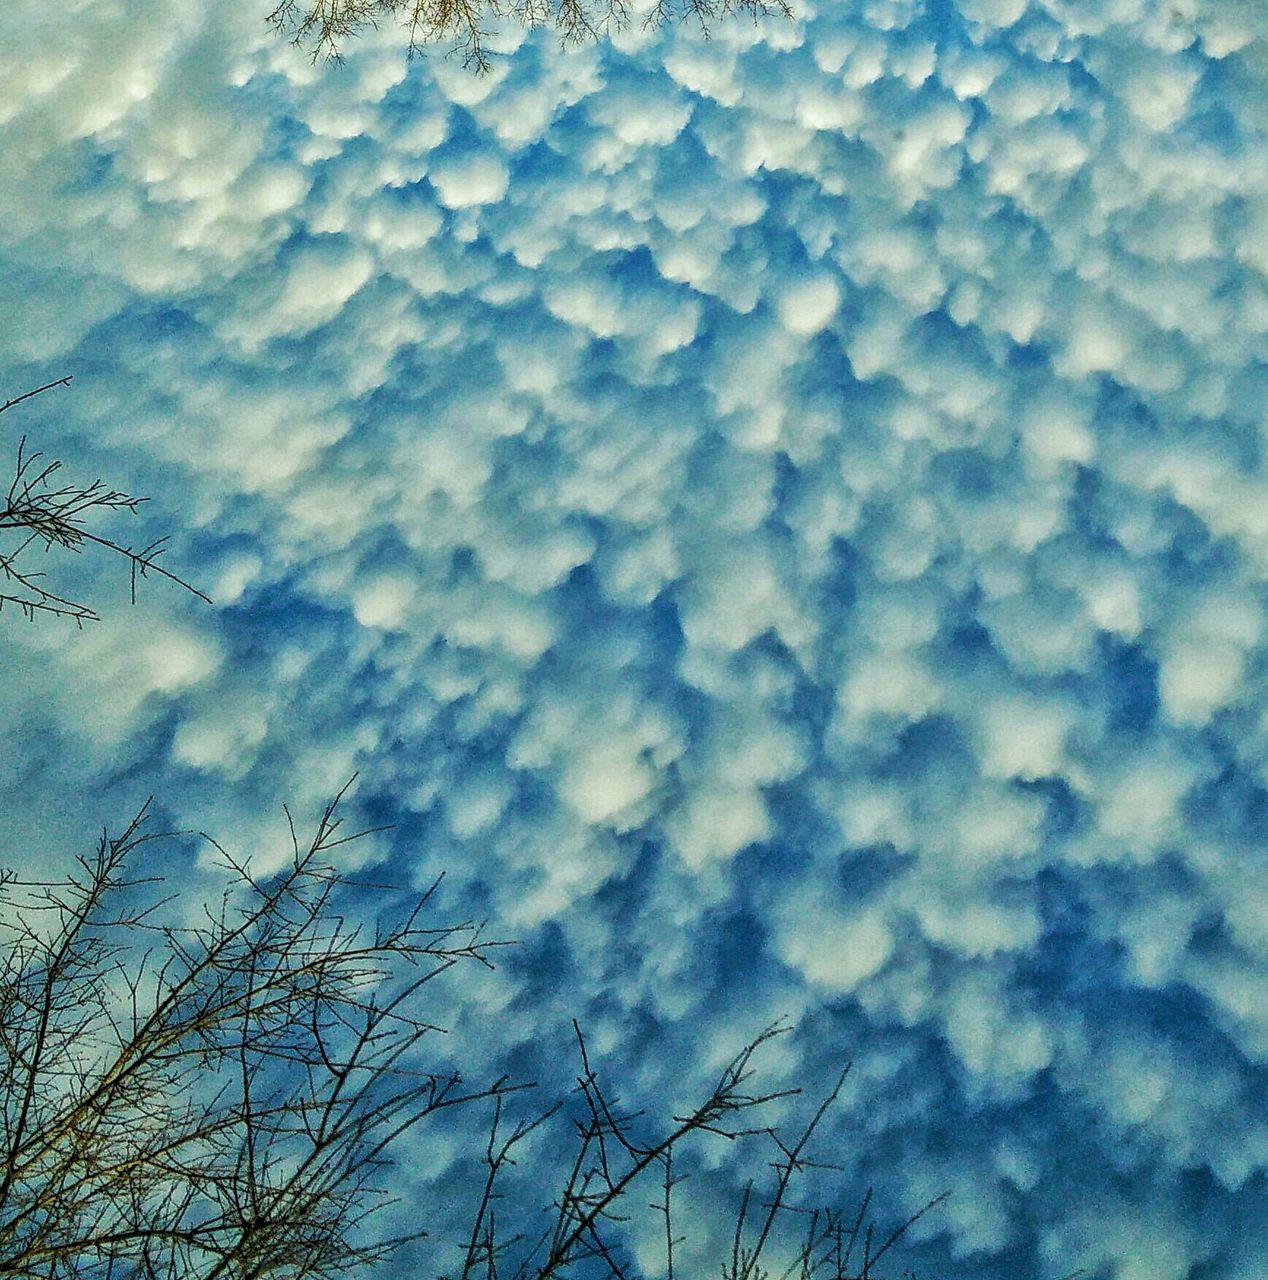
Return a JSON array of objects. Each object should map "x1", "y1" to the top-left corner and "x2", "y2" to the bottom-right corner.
[
  {"x1": 0, "y1": 780, "x2": 519, "y2": 1279},
  {"x1": 268, "y1": 0, "x2": 793, "y2": 73},
  {"x1": 0, "y1": 378, "x2": 209, "y2": 625},
  {"x1": 450, "y1": 1018, "x2": 948, "y2": 1280}
]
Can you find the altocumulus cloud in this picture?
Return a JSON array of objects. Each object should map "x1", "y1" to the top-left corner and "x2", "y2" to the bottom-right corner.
[{"x1": 3, "y1": 0, "x2": 1268, "y2": 1276}]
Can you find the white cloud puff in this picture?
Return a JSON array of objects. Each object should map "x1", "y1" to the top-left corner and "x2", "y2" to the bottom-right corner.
[
  {"x1": 775, "y1": 274, "x2": 840, "y2": 334},
  {"x1": 429, "y1": 152, "x2": 511, "y2": 207}
]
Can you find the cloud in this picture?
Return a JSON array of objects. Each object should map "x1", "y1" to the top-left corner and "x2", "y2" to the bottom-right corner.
[
  {"x1": 5, "y1": 0, "x2": 1268, "y2": 1275},
  {"x1": 430, "y1": 151, "x2": 511, "y2": 206}
]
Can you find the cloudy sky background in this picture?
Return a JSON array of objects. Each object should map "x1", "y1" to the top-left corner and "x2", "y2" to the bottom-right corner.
[{"x1": 4, "y1": 0, "x2": 1268, "y2": 1275}]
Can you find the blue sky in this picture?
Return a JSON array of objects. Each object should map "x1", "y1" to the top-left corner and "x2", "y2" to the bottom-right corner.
[{"x1": 3, "y1": 0, "x2": 1268, "y2": 1276}]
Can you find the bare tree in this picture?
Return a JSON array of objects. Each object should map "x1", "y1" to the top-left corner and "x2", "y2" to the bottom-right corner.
[
  {"x1": 0, "y1": 778, "x2": 954, "y2": 1280},
  {"x1": 0, "y1": 699, "x2": 1083, "y2": 1280},
  {"x1": 268, "y1": 0, "x2": 793, "y2": 73},
  {"x1": 454, "y1": 1029, "x2": 1094, "y2": 1280},
  {"x1": 0, "y1": 780, "x2": 524, "y2": 1279},
  {"x1": 0, "y1": 377, "x2": 209, "y2": 625},
  {"x1": 447, "y1": 1019, "x2": 966, "y2": 1280}
]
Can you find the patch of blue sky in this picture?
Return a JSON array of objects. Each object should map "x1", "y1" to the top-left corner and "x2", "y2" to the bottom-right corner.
[{"x1": 4, "y1": 0, "x2": 1268, "y2": 1276}]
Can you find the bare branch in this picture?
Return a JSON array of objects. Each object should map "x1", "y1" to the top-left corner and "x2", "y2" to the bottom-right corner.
[
  {"x1": 0, "y1": 378, "x2": 73, "y2": 419},
  {"x1": 268, "y1": 0, "x2": 794, "y2": 72},
  {"x1": 0, "y1": 381, "x2": 210, "y2": 624},
  {"x1": 0, "y1": 786, "x2": 519, "y2": 1279}
]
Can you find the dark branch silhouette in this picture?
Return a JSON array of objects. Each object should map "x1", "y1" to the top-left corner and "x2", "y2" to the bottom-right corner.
[
  {"x1": 0, "y1": 780, "x2": 523, "y2": 1279},
  {"x1": 446, "y1": 1018, "x2": 963, "y2": 1280},
  {"x1": 268, "y1": 0, "x2": 793, "y2": 73},
  {"x1": 0, "y1": 774, "x2": 975, "y2": 1280},
  {"x1": 0, "y1": 378, "x2": 210, "y2": 625}
]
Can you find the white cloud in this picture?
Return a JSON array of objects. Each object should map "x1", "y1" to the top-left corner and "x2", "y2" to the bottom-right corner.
[
  {"x1": 429, "y1": 152, "x2": 510, "y2": 207},
  {"x1": 6, "y1": 1, "x2": 1268, "y2": 1275},
  {"x1": 665, "y1": 785, "x2": 771, "y2": 867},
  {"x1": 775, "y1": 274, "x2": 840, "y2": 334},
  {"x1": 774, "y1": 893, "x2": 895, "y2": 993},
  {"x1": 274, "y1": 240, "x2": 376, "y2": 332}
]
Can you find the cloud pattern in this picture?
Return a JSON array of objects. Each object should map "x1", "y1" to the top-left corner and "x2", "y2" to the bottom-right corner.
[{"x1": 4, "y1": 0, "x2": 1268, "y2": 1275}]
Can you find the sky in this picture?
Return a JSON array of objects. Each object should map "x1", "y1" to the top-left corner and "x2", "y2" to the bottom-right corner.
[{"x1": 3, "y1": 0, "x2": 1268, "y2": 1276}]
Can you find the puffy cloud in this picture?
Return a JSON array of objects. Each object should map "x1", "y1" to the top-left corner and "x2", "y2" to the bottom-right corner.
[
  {"x1": 775, "y1": 273, "x2": 840, "y2": 334},
  {"x1": 430, "y1": 151, "x2": 511, "y2": 207},
  {"x1": 5, "y1": 0, "x2": 1268, "y2": 1276}
]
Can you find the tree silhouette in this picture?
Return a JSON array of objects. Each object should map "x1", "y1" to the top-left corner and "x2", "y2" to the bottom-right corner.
[
  {"x1": 450, "y1": 1018, "x2": 957, "y2": 1280},
  {"x1": 0, "y1": 783, "x2": 518, "y2": 1278},
  {"x1": 0, "y1": 779, "x2": 966, "y2": 1280},
  {"x1": 268, "y1": 0, "x2": 793, "y2": 73}
]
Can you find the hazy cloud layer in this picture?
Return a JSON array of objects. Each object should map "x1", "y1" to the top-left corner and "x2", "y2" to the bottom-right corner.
[{"x1": 4, "y1": 0, "x2": 1268, "y2": 1275}]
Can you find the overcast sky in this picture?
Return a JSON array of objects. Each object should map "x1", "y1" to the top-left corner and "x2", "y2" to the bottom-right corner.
[{"x1": 3, "y1": 0, "x2": 1268, "y2": 1276}]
